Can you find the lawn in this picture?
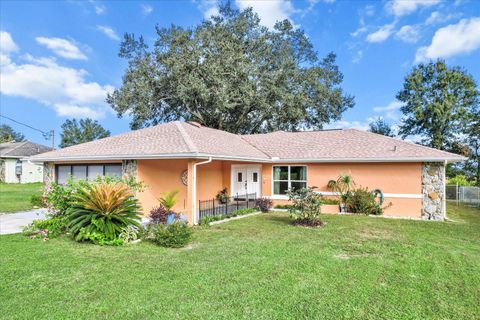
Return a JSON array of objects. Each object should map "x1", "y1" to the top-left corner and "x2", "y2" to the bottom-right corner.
[
  {"x1": 0, "y1": 183, "x2": 43, "y2": 213},
  {"x1": 1, "y1": 204, "x2": 479, "y2": 319}
]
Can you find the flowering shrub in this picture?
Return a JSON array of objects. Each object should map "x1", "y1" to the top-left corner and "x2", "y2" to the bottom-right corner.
[
  {"x1": 287, "y1": 187, "x2": 323, "y2": 227},
  {"x1": 255, "y1": 197, "x2": 273, "y2": 212},
  {"x1": 149, "y1": 205, "x2": 170, "y2": 224}
]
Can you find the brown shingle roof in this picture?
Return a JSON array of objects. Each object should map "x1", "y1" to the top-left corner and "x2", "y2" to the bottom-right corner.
[{"x1": 29, "y1": 121, "x2": 464, "y2": 162}]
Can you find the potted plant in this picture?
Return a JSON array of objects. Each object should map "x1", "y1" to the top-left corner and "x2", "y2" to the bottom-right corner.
[
  {"x1": 327, "y1": 173, "x2": 355, "y2": 214},
  {"x1": 216, "y1": 188, "x2": 229, "y2": 204}
]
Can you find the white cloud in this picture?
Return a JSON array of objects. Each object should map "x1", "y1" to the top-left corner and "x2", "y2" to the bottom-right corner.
[
  {"x1": 352, "y1": 50, "x2": 363, "y2": 63},
  {"x1": 141, "y1": 4, "x2": 153, "y2": 15},
  {"x1": 0, "y1": 31, "x2": 19, "y2": 53},
  {"x1": 197, "y1": 0, "x2": 219, "y2": 19},
  {"x1": 425, "y1": 11, "x2": 461, "y2": 25},
  {"x1": 386, "y1": 0, "x2": 440, "y2": 17},
  {"x1": 366, "y1": 23, "x2": 395, "y2": 43},
  {"x1": 351, "y1": 26, "x2": 367, "y2": 37},
  {"x1": 94, "y1": 4, "x2": 105, "y2": 15},
  {"x1": 364, "y1": 4, "x2": 375, "y2": 16},
  {"x1": 35, "y1": 37, "x2": 87, "y2": 60},
  {"x1": 235, "y1": 0, "x2": 297, "y2": 29},
  {"x1": 373, "y1": 101, "x2": 403, "y2": 120},
  {"x1": 396, "y1": 25, "x2": 421, "y2": 43},
  {"x1": 0, "y1": 34, "x2": 113, "y2": 119},
  {"x1": 324, "y1": 119, "x2": 371, "y2": 131},
  {"x1": 97, "y1": 25, "x2": 120, "y2": 41},
  {"x1": 415, "y1": 17, "x2": 480, "y2": 62}
]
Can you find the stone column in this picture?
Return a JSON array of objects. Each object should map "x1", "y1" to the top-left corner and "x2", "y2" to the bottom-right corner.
[
  {"x1": 422, "y1": 162, "x2": 445, "y2": 221},
  {"x1": 0, "y1": 159, "x2": 5, "y2": 183},
  {"x1": 43, "y1": 162, "x2": 54, "y2": 185},
  {"x1": 122, "y1": 160, "x2": 137, "y2": 178}
]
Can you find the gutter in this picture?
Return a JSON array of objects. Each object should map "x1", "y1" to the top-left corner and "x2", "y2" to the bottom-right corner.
[
  {"x1": 24, "y1": 153, "x2": 466, "y2": 163},
  {"x1": 192, "y1": 157, "x2": 212, "y2": 225}
]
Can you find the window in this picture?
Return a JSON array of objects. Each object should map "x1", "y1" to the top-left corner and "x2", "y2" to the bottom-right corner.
[
  {"x1": 56, "y1": 164, "x2": 122, "y2": 184},
  {"x1": 253, "y1": 172, "x2": 258, "y2": 182},
  {"x1": 273, "y1": 166, "x2": 307, "y2": 195},
  {"x1": 237, "y1": 172, "x2": 243, "y2": 182}
]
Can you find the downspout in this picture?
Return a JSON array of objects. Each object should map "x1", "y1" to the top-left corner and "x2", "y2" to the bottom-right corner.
[
  {"x1": 192, "y1": 157, "x2": 212, "y2": 225},
  {"x1": 443, "y1": 160, "x2": 447, "y2": 220}
]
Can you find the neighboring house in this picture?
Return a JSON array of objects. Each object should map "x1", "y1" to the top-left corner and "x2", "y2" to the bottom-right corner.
[
  {"x1": 0, "y1": 141, "x2": 53, "y2": 183},
  {"x1": 29, "y1": 121, "x2": 464, "y2": 223}
]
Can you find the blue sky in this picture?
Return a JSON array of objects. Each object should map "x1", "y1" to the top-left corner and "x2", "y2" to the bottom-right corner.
[{"x1": 1, "y1": 0, "x2": 479, "y2": 146}]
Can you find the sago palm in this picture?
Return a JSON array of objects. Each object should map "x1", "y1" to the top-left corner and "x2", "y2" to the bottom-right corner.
[
  {"x1": 67, "y1": 182, "x2": 141, "y2": 241},
  {"x1": 327, "y1": 173, "x2": 356, "y2": 203}
]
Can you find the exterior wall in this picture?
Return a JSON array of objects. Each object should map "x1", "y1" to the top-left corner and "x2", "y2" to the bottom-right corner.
[
  {"x1": 196, "y1": 161, "x2": 226, "y2": 201},
  {"x1": 0, "y1": 158, "x2": 43, "y2": 183},
  {"x1": 137, "y1": 159, "x2": 189, "y2": 216},
  {"x1": 260, "y1": 162, "x2": 423, "y2": 218},
  {"x1": 421, "y1": 162, "x2": 445, "y2": 220}
]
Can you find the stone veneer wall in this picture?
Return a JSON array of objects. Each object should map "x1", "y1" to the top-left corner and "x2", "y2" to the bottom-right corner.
[
  {"x1": 122, "y1": 160, "x2": 137, "y2": 178},
  {"x1": 43, "y1": 162, "x2": 54, "y2": 184},
  {"x1": 422, "y1": 162, "x2": 445, "y2": 221}
]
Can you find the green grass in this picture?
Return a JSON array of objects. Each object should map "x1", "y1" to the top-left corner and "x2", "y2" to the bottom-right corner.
[
  {"x1": 1, "y1": 204, "x2": 479, "y2": 319},
  {"x1": 0, "y1": 182, "x2": 43, "y2": 213}
]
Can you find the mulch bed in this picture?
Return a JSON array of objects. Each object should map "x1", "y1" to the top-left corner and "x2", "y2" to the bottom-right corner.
[{"x1": 292, "y1": 218, "x2": 325, "y2": 228}]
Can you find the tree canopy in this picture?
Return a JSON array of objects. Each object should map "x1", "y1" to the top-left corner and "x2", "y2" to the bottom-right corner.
[
  {"x1": 107, "y1": 4, "x2": 354, "y2": 134},
  {"x1": 0, "y1": 124, "x2": 25, "y2": 143},
  {"x1": 368, "y1": 118, "x2": 395, "y2": 137},
  {"x1": 397, "y1": 60, "x2": 479, "y2": 150},
  {"x1": 60, "y1": 118, "x2": 110, "y2": 148}
]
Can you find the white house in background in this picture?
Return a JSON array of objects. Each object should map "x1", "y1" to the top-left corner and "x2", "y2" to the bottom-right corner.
[{"x1": 0, "y1": 141, "x2": 52, "y2": 183}]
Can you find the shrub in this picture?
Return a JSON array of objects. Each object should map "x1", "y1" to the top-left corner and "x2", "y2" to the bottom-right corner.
[
  {"x1": 22, "y1": 215, "x2": 68, "y2": 239},
  {"x1": 216, "y1": 188, "x2": 229, "y2": 204},
  {"x1": 274, "y1": 204, "x2": 294, "y2": 210},
  {"x1": 287, "y1": 187, "x2": 323, "y2": 227},
  {"x1": 66, "y1": 182, "x2": 141, "y2": 244},
  {"x1": 30, "y1": 194, "x2": 44, "y2": 207},
  {"x1": 149, "y1": 205, "x2": 171, "y2": 224},
  {"x1": 447, "y1": 175, "x2": 476, "y2": 186},
  {"x1": 345, "y1": 187, "x2": 383, "y2": 215},
  {"x1": 151, "y1": 222, "x2": 192, "y2": 248},
  {"x1": 321, "y1": 198, "x2": 340, "y2": 205},
  {"x1": 255, "y1": 197, "x2": 273, "y2": 212}
]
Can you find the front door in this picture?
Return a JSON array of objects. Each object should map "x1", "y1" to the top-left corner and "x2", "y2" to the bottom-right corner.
[{"x1": 231, "y1": 165, "x2": 261, "y2": 197}]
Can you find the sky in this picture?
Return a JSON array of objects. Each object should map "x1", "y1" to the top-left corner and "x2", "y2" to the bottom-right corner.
[{"x1": 0, "y1": 0, "x2": 479, "y2": 146}]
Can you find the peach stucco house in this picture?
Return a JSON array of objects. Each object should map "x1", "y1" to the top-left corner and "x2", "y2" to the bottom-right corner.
[{"x1": 29, "y1": 121, "x2": 464, "y2": 223}]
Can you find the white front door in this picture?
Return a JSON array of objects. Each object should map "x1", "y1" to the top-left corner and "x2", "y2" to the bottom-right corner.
[{"x1": 231, "y1": 165, "x2": 261, "y2": 197}]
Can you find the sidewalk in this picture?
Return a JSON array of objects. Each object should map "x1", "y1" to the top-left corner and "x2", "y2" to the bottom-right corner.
[{"x1": 0, "y1": 209, "x2": 47, "y2": 235}]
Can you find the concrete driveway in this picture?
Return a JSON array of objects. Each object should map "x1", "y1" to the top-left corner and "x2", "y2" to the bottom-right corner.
[{"x1": 0, "y1": 209, "x2": 47, "y2": 235}]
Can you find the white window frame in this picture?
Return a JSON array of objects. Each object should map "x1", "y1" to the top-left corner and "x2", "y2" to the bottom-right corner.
[{"x1": 272, "y1": 165, "x2": 308, "y2": 197}]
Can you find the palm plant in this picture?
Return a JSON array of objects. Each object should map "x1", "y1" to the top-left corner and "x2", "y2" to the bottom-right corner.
[
  {"x1": 327, "y1": 173, "x2": 356, "y2": 203},
  {"x1": 158, "y1": 190, "x2": 179, "y2": 211},
  {"x1": 67, "y1": 182, "x2": 141, "y2": 242}
]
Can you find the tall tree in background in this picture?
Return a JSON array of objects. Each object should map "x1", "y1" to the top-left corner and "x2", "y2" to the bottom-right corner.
[
  {"x1": 60, "y1": 118, "x2": 110, "y2": 148},
  {"x1": 368, "y1": 118, "x2": 395, "y2": 137},
  {"x1": 107, "y1": 4, "x2": 354, "y2": 134},
  {"x1": 0, "y1": 124, "x2": 25, "y2": 143},
  {"x1": 397, "y1": 60, "x2": 479, "y2": 150},
  {"x1": 465, "y1": 109, "x2": 480, "y2": 185}
]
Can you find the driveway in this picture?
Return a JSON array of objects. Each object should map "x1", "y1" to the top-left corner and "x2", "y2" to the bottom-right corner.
[{"x1": 0, "y1": 209, "x2": 47, "y2": 235}]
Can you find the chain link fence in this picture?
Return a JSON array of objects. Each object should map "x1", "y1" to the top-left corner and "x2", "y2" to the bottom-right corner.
[{"x1": 446, "y1": 185, "x2": 480, "y2": 208}]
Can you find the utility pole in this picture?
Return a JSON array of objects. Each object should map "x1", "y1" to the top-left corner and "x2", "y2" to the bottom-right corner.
[{"x1": 51, "y1": 129, "x2": 55, "y2": 150}]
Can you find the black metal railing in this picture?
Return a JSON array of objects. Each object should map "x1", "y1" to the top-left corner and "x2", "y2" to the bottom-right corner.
[{"x1": 198, "y1": 193, "x2": 257, "y2": 220}]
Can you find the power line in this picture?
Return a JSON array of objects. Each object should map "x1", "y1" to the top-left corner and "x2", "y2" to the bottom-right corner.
[{"x1": 0, "y1": 114, "x2": 53, "y2": 140}]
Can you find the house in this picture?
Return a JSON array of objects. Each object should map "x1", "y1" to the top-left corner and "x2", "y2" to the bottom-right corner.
[
  {"x1": 28, "y1": 121, "x2": 464, "y2": 223},
  {"x1": 1, "y1": 141, "x2": 53, "y2": 183}
]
